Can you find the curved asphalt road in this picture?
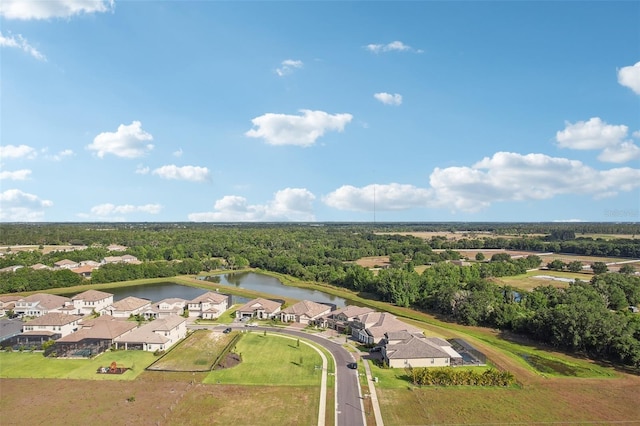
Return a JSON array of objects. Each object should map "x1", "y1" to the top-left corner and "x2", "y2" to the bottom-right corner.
[{"x1": 195, "y1": 324, "x2": 366, "y2": 426}]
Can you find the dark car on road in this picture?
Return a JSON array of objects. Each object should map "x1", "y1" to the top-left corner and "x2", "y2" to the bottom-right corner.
[
  {"x1": 223, "y1": 328, "x2": 232, "y2": 334},
  {"x1": 347, "y1": 362, "x2": 358, "y2": 369}
]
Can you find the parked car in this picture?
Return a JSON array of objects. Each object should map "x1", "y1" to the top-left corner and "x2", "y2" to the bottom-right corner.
[
  {"x1": 347, "y1": 362, "x2": 358, "y2": 369},
  {"x1": 223, "y1": 328, "x2": 232, "y2": 334}
]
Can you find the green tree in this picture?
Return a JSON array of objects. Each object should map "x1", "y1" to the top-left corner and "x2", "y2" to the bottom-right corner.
[
  {"x1": 475, "y1": 252, "x2": 485, "y2": 261},
  {"x1": 591, "y1": 262, "x2": 608, "y2": 275}
]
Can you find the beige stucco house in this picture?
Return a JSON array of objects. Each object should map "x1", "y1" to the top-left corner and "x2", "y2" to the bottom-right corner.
[
  {"x1": 143, "y1": 298, "x2": 187, "y2": 319},
  {"x1": 279, "y1": 300, "x2": 332, "y2": 324},
  {"x1": 236, "y1": 298, "x2": 282, "y2": 320},
  {"x1": 351, "y1": 311, "x2": 422, "y2": 345},
  {"x1": 21, "y1": 312, "x2": 82, "y2": 338},
  {"x1": 187, "y1": 292, "x2": 229, "y2": 319},
  {"x1": 101, "y1": 296, "x2": 151, "y2": 318},
  {"x1": 13, "y1": 293, "x2": 71, "y2": 318},
  {"x1": 382, "y1": 332, "x2": 462, "y2": 368},
  {"x1": 114, "y1": 315, "x2": 187, "y2": 352},
  {"x1": 68, "y1": 290, "x2": 114, "y2": 315}
]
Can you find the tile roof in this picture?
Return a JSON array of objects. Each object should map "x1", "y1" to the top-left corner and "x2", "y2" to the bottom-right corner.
[
  {"x1": 189, "y1": 292, "x2": 228, "y2": 304},
  {"x1": 357, "y1": 312, "x2": 422, "y2": 342},
  {"x1": 72, "y1": 289, "x2": 113, "y2": 302},
  {"x1": 281, "y1": 300, "x2": 331, "y2": 318},
  {"x1": 21, "y1": 293, "x2": 71, "y2": 310},
  {"x1": 58, "y1": 316, "x2": 137, "y2": 341},
  {"x1": 236, "y1": 298, "x2": 282, "y2": 314},
  {"x1": 108, "y1": 296, "x2": 151, "y2": 311},
  {"x1": 25, "y1": 312, "x2": 82, "y2": 326},
  {"x1": 386, "y1": 336, "x2": 452, "y2": 360},
  {"x1": 114, "y1": 316, "x2": 185, "y2": 345}
]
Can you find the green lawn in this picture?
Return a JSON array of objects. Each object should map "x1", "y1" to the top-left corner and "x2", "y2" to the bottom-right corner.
[
  {"x1": 0, "y1": 350, "x2": 156, "y2": 380},
  {"x1": 149, "y1": 329, "x2": 235, "y2": 371},
  {"x1": 203, "y1": 332, "x2": 324, "y2": 386}
]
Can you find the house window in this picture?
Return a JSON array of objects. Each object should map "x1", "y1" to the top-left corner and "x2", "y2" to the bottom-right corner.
[{"x1": 430, "y1": 359, "x2": 434, "y2": 364}]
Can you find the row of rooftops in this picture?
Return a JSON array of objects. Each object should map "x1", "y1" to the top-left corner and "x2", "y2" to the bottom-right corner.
[{"x1": 0, "y1": 255, "x2": 141, "y2": 275}]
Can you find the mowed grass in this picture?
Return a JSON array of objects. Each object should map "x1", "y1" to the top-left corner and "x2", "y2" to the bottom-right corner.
[
  {"x1": 0, "y1": 350, "x2": 156, "y2": 380},
  {"x1": 203, "y1": 332, "x2": 323, "y2": 386},
  {"x1": 149, "y1": 330, "x2": 233, "y2": 371}
]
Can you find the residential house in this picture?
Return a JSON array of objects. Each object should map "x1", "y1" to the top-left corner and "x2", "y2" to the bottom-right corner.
[
  {"x1": 235, "y1": 298, "x2": 282, "y2": 320},
  {"x1": 13, "y1": 293, "x2": 71, "y2": 317},
  {"x1": 187, "y1": 292, "x2": 229, "y2": 319},
  {"x1": 351, "y1": 311, "x2": 422, "y2": 345},
  {"x1": 101, "y1": 255, "x2": 140, "y2": 265},
  {"x1": 15, "y1": 312, "x2": 82, "y2": 348},
  {"x1": 54, "y1": 315, "x2": 137, "y2": 357},
  {"x1": 381, "y1": 332, "x2": 462, "y2": 368},
  {"x1": 114, "y1": 315, "x2": 187, "y2": 352},
  {"x1": 101, "y1": 296, "x2": 151, "y2": 318},
  {"x1": 70, "y1": 265, "x2": 96, "y2": 279},
  {"x1": 143, "y1": 298, "x2": 187, "y2": 319},
  {"x1": 279, "y1": 300, "x2": 332, "y2": 324},
  {"x1": 69, "y1": 290, "x2": 114, "y2": 316},
  {"x1": 0, "y1": 265, "x2": 23, "y2": 273},
  {"x1": 107, "y1": 244, "x2": 127, "y2": 252},
  {"x1": 313, "y1": 305, "x2": 375, "y2": 333},
  {"x1": 0, "y1": 318, "x2": 23, "y2": 344},
  {"x1": 30, "y1": 263, "x2": 50, "y2": 271},
  {"x1": 0, "y1": 295, "x2": 21, "y2": 317},
  {"x1": 54, "y1": 259, "x2": 80, "y2": 269}
]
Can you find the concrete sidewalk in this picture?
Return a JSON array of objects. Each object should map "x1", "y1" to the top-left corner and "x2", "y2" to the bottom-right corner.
[{"x1": 362, "y1": 358, "x2": 384, "y2": 426}]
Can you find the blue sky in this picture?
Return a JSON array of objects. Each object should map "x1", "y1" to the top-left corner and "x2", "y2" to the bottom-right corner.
[{"x1": 1, "y1": 0, "x2": 639, "y2": 223}]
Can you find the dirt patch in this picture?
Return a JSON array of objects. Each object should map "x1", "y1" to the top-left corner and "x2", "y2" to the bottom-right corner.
[
  {"x1": 215, "y1": 352, "x2": 241, "y2": 369},
  {"x1": 354, "y1": 256, "x2": 390, "y2": 268}
]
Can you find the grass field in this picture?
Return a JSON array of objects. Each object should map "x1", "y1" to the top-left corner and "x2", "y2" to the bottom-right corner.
[
  {"x1": 204, "y1": 332, "x2": 325, "y2": 386},
  {"x1": 493, "y1": 269, "x2": 589, "y2": 291},
  {"x1": 148, "y1": 330, "x2": 235, "y2": 372},
  {"x1": 0, "y1": 350, "x2": 155, "y2": 380}
]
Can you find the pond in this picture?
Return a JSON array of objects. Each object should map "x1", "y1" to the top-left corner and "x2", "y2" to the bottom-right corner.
[
  {"x1": 202, "y1": 272, "x2": 347, "y2": 308},
  {"x1": 67, "y1": 272, "x2": 348, "y2": 307}
]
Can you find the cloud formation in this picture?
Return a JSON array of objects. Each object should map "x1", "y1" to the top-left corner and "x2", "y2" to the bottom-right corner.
[
  {"x1": 0, "y1": 144, "x2": 37, "y2": 160},
  {"x1": 556, "y1": 117, "x2": 640, "y2": 163},
  {"x1": 0, "y1": 31, "x2": 46, "y2": 61},
  {"x1": 152, "y1": 165, "x2": 211, "y2": 182},
  {"x1": 188, "y1": 188, "x2": 316, "y2": 221},
  {"x1": 246, "y1": 110, "x2": 353, "y2": 147},
  {"x1": 79, "y1": 202, "x2": 163, "y2": 220},
  {"x1": 0, "y1": 0, "x2": 114, "y2": 20},
  {"x1": 617, "y1": 61, "x2": 640, "y2": 95},
  {"x1": 374, "y1": 92, "x2": 402, "y2": 106},
  {"x1": 324, "y1": 183, "x2": 431, "y2": 211},
  {"x1": 365, "y1": 41, "x2": 421, "y2": 54},
  {"x1": 0, "y1": 169, "x2": 32, "y2": 181},
  {"x1": 87, "y1": 121, "x2": 154, "y2": 158},
  {"x1": 324, "y1": 152, "x2": 640, "y2": 214},
  {"x1": 0, "y1": 189, "x2": 53, "y2": 221},
  {"x1": 276, "y1": 59, "x2": 303, "y2": 77}
]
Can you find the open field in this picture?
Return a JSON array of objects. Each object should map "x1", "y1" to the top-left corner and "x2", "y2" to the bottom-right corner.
[
  {"x1": 0, "y1": 245, "x2": 88, "y2": 254},
  {"x1": 0, "y1": 350, "x2": 155, "y2": 380},
  {"x1": 353, "y1": 256, "x2": 390, "y2": 268},
  {"x1": 149, "y1": 330, "x2": 234, "y2": 372},
  {"x1": 204, "y1": 332, "x2": 325, "y2": 386},
  {"x1": 493, "y1": 270, "x2": 590, "y2": 291}
]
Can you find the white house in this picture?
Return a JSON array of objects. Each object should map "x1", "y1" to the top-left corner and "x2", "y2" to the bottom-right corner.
[
  {"x1": 54, "y1": 259, "x2": 80, "y2": 270},
  {"x1": 279, "y1": 300, "x2": 332, "y2": 324},
  {"x1": 114, "y1": 315, "x2": 187, "y2": 352},
  {"x1": 101, "y1": 296, "x2": 151, "y2": 318},
  {"x1": 187, "y1": 292, "x2": 229, "y2": 319},
  {"x1": 143, "y1": 298, "x2": 187, "y2": 319},
  {"x1": 69, "y1": 290, "x2": 114, "y2": 316},
  {"x1": 21, "y1": 312, "x2": 82, "y2": 338},
  {"x1": 0, "y1": 295, "x2": 21, "y2": 317},
  {"x1": 382, "y1": 332, "x2": 462, "y2": 368},
  {"x1": 235, "y1": 298, "x2": 282, "y2": 320},
  {"x1": 13, "y1": 293, "x2": 71, "y2": 317}
]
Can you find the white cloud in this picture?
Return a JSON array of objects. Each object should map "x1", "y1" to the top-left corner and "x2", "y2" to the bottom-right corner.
[
  {"x1": 556, "y1": 117, "x2": 639, "y2": 163},
  {"x1": 0, "y1": 31, "x2": 46, "y2": 61},
  {"x1": 135, "y1": 165, "x2": 150, "y2": 175},
  {"x1": 428, "y1": 152, "x2": 640, "y2": 212},
  {"x1": 374, "y1": 92, "x2": 402, "y2": 106},
  {"x1": 188, "y1": 188, "x2": 316, "y2": 222},
  {"x1": 0, "y1": 0, "x2": 114, "y2": 20},
  {"x1": 0, "y1": 169, "x2": 32, "y2": 180},
  {"x1": 173, "y1": 148, "x2": 183, "y2": 157},
  {"x1": 151, "y1": 165, "x2": 211, "y2": 182},
  {"x1": 365, "y1": 41, "x2": 421, "y2": 54},
  {"x1": 0, "y1": 144, "x2": 37, "y2": 159},
  {"x1": 246, "y1": 109, "x2": 353, "y2": 147},
  {"x1": 617, "y1": 61, "x2": 640, "y2": 95},
  {"x1": 87, "y1": 121, "x2": 154, "y2": 158},
  {"x1": 598, "y1": 141, "x2": 640, "y2": 163},
  {"x1": 276, "y1": 59, "x2": 303, "y2": 77},
  {"x1": 323, "y1": 152, "x2": 640, "y2": 214},
  {"x1": 80, "y1": 203, "x2": 162, "y2": 220},
  {"x1": 0, "y1": 189, "x2": 53, "y2": 221},
  {"x1": 323, "y1": 184, "x2": 431, "y2": 211}
]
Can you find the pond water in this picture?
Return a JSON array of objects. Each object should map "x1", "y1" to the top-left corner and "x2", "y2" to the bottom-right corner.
[
  {"x1": 66, "y1": 272, "x2": 347, "y2": 307},
  {"x1": 202, "y1": 272, "x2": 347, "y2": 308}
]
